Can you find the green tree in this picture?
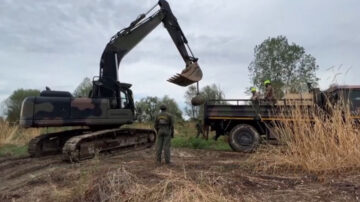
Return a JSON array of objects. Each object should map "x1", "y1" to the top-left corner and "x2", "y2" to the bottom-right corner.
[
  {"x1": 161, "y1": 95, "x2": 183, "y2": 121},
  {"x1": 248, "y1": 35, "x2": 319, "y2": 98},
  {"x1": 135, "y1": 96, "x2": 183, "y2": 122},
  {"x1": 184, "y1": 85, "x2": 199, "y2": 120},
  {"x1": 201, "y1": 84, "x2": 225, "y2": 103},
  {"x1": 73, "y1": 77, "x2": 92, "y2": 97},
  {"x1": 135, "y1": 96, "x2": 159, "y2": 122},
  {"x1": 4, "y1": 89, "x2": 40, "y2": 123},
  {"x1": 135, "y1": 100, "x2": 148, "y2": 123},
  {"x1": 184, "y1": 84, "x2": 225, "y2": 120},
  {"x1": 198, "y1": 84, "x2": 226, "y2": 118}
]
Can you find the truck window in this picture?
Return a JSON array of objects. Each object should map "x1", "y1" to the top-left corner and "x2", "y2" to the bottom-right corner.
[{"x1": 350, "y1": 90, "x2": 360, "y2": 111}]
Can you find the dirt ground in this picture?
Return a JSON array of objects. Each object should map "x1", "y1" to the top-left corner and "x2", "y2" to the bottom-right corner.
[{"x1": 0, "y1": 148, "x2": 360, "y2": 202}]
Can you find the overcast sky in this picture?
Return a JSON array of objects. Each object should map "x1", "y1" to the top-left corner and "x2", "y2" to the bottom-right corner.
[{"x1": 0, "y1": 0, "x2": 359, "y2": 114}]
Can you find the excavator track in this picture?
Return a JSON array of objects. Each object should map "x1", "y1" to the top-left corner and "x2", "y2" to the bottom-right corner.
[
  {"x1": 62, "y1": 128, "x2": 156, "y2": 162},
  {"x1": 28, "y1": 129, "x2": 90, "y2": 157}
]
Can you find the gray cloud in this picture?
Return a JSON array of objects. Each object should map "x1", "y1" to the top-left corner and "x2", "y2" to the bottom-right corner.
[{"x1": 0, "y1": 0, "x2": 360, "y2": 116}]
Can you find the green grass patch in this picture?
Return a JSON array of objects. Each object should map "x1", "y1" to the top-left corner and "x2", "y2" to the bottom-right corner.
[
  {"x1": 0, "y1": 144, "x2": 28, "y2": 157},
  {"x1": 172, "y1": 136, "x2": 231, "y2": 151},
  {"x1": 131, "y1": 121, "x2": 232, "y2": 151}
]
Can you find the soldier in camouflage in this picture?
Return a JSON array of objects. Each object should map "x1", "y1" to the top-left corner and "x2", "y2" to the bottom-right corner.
[
  {"x1": 154, "y1": 105, "x2": 174, "y2": 165},
  {"x1": 264, "y1": 80, "x2": 274, "y2": 100},
  {"x1": 264, "y1": 80, "x2": 276, "y2": 105},
  {"x1": 250, "y1": 87, "x2": 260, "y2": 101}
]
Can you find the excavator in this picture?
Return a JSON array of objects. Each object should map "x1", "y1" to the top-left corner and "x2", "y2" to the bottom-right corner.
[{"x1": 20, "y1": 0, "x2": 202, "y2": 162}]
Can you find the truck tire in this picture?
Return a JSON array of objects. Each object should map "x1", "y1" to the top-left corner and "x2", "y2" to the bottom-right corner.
[{"x1": 229, "y1": 124, "x2": 260, "y2": 152}]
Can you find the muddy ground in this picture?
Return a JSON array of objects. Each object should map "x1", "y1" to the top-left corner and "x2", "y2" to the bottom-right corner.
[{"x1": 0, "y1": 148, "x2": 360, "y2": 202}]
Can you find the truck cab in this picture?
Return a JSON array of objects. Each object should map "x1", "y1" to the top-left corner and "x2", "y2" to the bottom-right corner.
[{"x1": 322, "y1": 85, "x2": 360, "y2": 114}]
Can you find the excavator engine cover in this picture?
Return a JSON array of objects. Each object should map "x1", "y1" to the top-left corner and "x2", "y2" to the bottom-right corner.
[{"x1": 168, "y1": 62, "x2": 202, "y2": 86}]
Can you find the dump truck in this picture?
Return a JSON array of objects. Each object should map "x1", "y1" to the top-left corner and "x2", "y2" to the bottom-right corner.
[
  {"x1": 203, "y1": 86, "x2": 360, "y2": 152},
  {"x1": 20, "y1": 0, "x2": 202, "y2": 162}
]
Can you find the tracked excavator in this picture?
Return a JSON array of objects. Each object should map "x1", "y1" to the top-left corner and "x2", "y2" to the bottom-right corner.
[{"x1": 20, "y1": 0, "x2": 202, "y2": 162}]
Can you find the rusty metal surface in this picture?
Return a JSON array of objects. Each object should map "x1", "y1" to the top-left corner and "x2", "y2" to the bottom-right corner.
[{"x1": 168, "y1": 62, "x2": 202, "y2": 86}]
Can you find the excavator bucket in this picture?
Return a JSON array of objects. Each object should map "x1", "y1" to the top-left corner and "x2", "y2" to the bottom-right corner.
[{"x1": 167, "y1": 62, "x2": 203, "y2": 86}]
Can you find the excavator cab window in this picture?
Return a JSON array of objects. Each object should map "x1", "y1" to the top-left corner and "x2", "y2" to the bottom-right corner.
[{"x1": 120, "y1": 90, "x2": 130, "y2": 109}]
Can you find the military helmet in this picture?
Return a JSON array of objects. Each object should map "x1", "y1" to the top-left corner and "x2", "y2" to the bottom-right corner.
[
  {"x1": 250, "y1": 87, "x2": 257, "y2": 92},
  {"x1": 160, "y1": 105, "x2": 167, "y2": 110},
  {"x1": 264, "y1": 80, "x2": 271, "y2": 85}
]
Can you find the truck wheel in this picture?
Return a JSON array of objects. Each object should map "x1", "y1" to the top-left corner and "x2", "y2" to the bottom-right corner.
[{"x1": 229, "y1": 124, "x2": 260, "y2": 152}]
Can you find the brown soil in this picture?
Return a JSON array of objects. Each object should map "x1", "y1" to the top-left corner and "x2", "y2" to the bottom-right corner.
[{"x1": 0, "y1": 148, "x2": 359, "y2": 202}]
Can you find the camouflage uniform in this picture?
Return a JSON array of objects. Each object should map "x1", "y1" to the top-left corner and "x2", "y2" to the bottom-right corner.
[
  {"x1": 154, "y1": 107, "x2": 174, "y2": 164},
  {"x1": 265, "y1": 85, "x2": 274, "y2": 100},
  {"x1": 251, "y1": 92, "x2": 260, "y2": 101},
  {"x1": 265, "y1": 84, "x2": 277, "y2": 105}
]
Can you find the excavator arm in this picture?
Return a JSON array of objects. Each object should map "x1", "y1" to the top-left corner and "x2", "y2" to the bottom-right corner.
[
  {"x1": 97, "y1": 0, "x2": 202, "y2": 98},
  {"x1": 158, "y1": 0, "x2": 202, "y2": 86}
]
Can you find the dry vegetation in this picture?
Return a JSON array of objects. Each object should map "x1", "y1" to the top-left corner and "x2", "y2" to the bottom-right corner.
[
  {"x1": 0, "y1": 121, "x2": 40, "y2": 146},
  {"x1": 78, "y1": 166, "x2": 231, "y2": 202},
  {"x1": 251, "y1": 103, "x2": 360, "y2": 175}
]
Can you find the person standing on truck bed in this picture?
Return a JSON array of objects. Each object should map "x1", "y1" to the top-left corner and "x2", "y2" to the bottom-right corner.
[
  {"x1": 251, "y1": 87, "x2": 260, "y2": 101},
  {"x1": 154, "y1": 105, "x2": 174, "y2": 165},
  {"x1": 250, "y1": 87, "x2": 261, "y2": 116},
  {"x1": 264, "y1": 80, "x2": 275, "y2": 104}
]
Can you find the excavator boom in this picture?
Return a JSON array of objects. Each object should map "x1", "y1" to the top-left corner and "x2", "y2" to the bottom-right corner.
[{"x1": 98, "y1": 0, "x2": 202, "y2": 91}]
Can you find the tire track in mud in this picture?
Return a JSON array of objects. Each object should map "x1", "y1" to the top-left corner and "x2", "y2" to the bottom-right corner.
[
  {"x1": 0, "y1": 155, "x2": 30, "y2": 164},
  {"x1": 0, "y1": 156, "x2": 34, "y2": 171},
  {"x1": 0, "y1": 155, "x2": 65, "y2": 193}
]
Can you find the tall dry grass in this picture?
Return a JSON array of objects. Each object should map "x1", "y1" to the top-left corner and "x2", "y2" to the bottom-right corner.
[
  {"x1": 0, "y1": 121, "x2": 40, "y2": 146},
  {"x1": 79, "y1": 166, "x2": 232, "y2": 202},
  {"x1": 252, "y1": 102, "x2": 360, "y2": 174}
]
